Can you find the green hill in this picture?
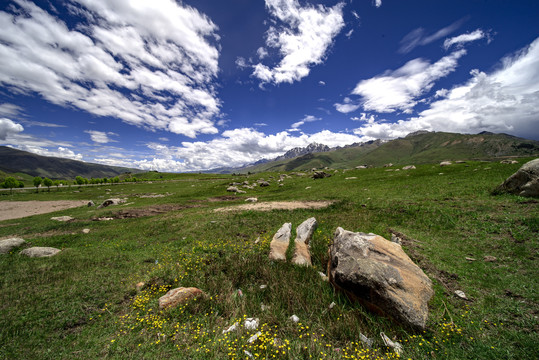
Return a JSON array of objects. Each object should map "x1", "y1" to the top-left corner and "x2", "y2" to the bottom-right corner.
[
  {"x1": 0, "y1": 146, "x2": 141, "y2": 180},
  {"x1": 241, "y1": 131, "x2": 539, "y2": 173}
]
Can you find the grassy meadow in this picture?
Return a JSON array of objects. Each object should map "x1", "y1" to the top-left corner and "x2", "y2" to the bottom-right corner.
[{"x1": 0, "y1": 159, "x2": 537, "y2": 359}]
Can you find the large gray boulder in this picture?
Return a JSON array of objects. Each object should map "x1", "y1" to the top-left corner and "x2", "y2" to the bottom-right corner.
[
  {"x1": 328, "y1": 228, "x2": 433, "y2": 330},
  {"x1": 496, "y1": 158, "x2": 539, "y2": 197},
  {"x1": 20, "y1": 247, "x2": 61, "y2": 258},
  {"x1": 269, "y1": 223, "x2": 291, "y2": 261},
  {"x1": 291, "y1": 217, "x2": 317, "y2": 266},
  {"x1": 0, "y1": 238, "x2": 25, "y2": 254}
]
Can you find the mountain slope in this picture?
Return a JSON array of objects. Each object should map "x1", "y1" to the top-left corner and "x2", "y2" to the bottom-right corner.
[
  {"x1": 240, "y1": 132, "x2": 539, "y2": 173},
  {"x1": 0, "y1": 146, "x2": 141, "y2": 179}
]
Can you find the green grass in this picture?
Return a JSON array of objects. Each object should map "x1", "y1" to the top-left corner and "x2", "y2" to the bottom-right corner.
[{"x1": 0, "y1": 159, "x2": 537, "y2": 359}]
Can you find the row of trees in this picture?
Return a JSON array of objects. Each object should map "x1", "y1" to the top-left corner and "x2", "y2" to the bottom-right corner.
[
  {"x1": 1, "y1": 177, "x2": 25, "y2": 193},
  {"x1": 33, "y1": 177, "x2": 69, "y2": 192},
  {"x1": 2, "y1": 174, "x2": 146, "y2": 194},
  {"x1": 74, "y1": 176, "x2": 120, "y2": 186}
]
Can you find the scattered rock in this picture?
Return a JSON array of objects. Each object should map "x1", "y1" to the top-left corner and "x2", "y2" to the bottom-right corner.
[
  {"x1": 312, "y1": 171, "x2": 331, "y2": 179},
  {"x1": 259, "y1": 181, "x2": 270, "y2": 187},
  {"x1": 97, "y1": 198, "x2": 126, "y2": 209},
  {"x1": 158, "y1": 287, "x2": 205, "y2": 310},
  {"x1": 359, "y1": 333, "x2": 373, "y2": 348},
  {"x1": 227, "y1": 186, "x2": 239, "y2": 192},
  {"x1": 289, "y1": 315, "x2": 300, "y2": 323},
  {"x1": 20, "y1": 247, "x2": 61, "y2": 258},
  {"x1": 454, "y1": 290, "x2": 468, "y2": 300},
  {"x1": 135, "y1": 282, "x2": 145, "y2": 291},
  {"x1": 96, "y1": 217, "x2": 114, "y2": 221},
  {"x1": 222, "y1": 322, "x2": 239, "y2": 334},
  {"x1": 328, "y1": 302, "x2": 336, "y2": 309},
  {"x1": 247, "y1": 331, "x2": 261, "y2": 344},
  {"x1": 244, "y1": 318, "x2": 259, "y2": 330},
  {"x1": 500, "y1": 160, "x2": 518, "y2": 164},
  {"x1": 356, "y1": 165, "x2": 368, "y2": 169},
  {"x1": 440, "y1": 161, "x2": 452, "y2": 166},
  {"x1": 269, "y1": 223, "x2": 291, "y2": 261},
  {"x1": 345, "y1": 177, "x2": 358, "y2": 180},
  {"x1": 390, "y1": 233, "x2": 402, "y2": 245},
  {"x1": 245, "y1": 197, "x2": 258, "y2": 202},
  {"x1": 465, "y1": 257, "x2": 476, "y2": 261},
  {"x1": 380, "y1": 332, "x2": 403, "y2": 355},
  {"x1": 455, "y1": 160, "x2": 467, "y2": 164},
  {"x1": 291, "y1": 217, "x2": 317, "y2": 266},
  {"x1": 51, "y1": 216, "x2": 73, "y2": 222},
  {"x1": 87, "y1": 201, "x2": 95, "y2": 207},
  {"x1": 495, "y1": 158, "x2": 539, "y2": 197},
  {"x1": 484, "y1": 255, "x2": 497, "y2": 262},
  {"x1": 383, "y1": 163, "x2": 393, "y2": 168},
  {"x1": 328, "y1": 227, "x2": 434, "y2": 330},
  {"x1": 402, "y1": 165, "x2": 416, "y2": 170},
  {"x1": 0, "y1": 237, "x2": 25, "y2": 254},
  {"x1": 236, "y1": 190, "x2": 246, "y2": 194},
  {"x1": 305, "y1": 186, "x2": 311, "y2": 189},
  {"x1": 82, "y1": 228, "x2": 90, "y2": 234}
]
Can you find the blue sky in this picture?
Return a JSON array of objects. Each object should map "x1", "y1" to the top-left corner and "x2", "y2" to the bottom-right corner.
[{"x1": 0, "y1": 0, "x2": 538, "y2": 172}]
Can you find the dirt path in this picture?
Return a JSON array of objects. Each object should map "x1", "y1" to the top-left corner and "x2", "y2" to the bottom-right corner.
[
  {"x1": 214, "y1": 200, "x2": 334, "y2": 212},
  {"x1": 0, "y1": 200, "x2": 89, "y2": 221}
]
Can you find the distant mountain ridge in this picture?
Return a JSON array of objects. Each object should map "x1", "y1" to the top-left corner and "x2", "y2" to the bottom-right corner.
[
  {"x1": 0, "y1": 146, "x2": 141, "y2": 179},
  {"x1": 274, "y1": 142, "x2": 330, "y2": 161},
  {"x1": 236, "y1": 131, "x2": 539, "y2": 173}
]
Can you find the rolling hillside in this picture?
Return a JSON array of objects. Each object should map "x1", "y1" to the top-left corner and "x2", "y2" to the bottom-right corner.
[
  {"x1": 0, "y1": 146, "x2": 141, "y2": 180},
  {"x1": 241, "y1": 131, "x2": 539, "y2": 173}
]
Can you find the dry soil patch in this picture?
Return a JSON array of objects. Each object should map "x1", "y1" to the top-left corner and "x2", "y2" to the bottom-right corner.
[
  {"x1": 0, "y1": 200, "x2": 88, "y2": 221},
  {"x1": 214, "y1": 200, "x2": 334, "y2": 212}
]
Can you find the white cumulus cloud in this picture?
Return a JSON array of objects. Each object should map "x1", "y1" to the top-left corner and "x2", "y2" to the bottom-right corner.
[
  {"x1": 0, "y1": 118, "x2": 24, "y2": 140},
  {"x1": 251, "y1": 0, "x2": 345, "y2": 85},
  {"x1": 0, "y1": 0, "x2": 221, "y2": 138},
  {"x1": 354, "y1": 37, "x2": 539, "y2": 140},
  {"x1": 93, "y1": 128, "x2": 362, "y2": 172},
  {"x1": 351, "y1": 50, "x2": 467, "y2": 113}
]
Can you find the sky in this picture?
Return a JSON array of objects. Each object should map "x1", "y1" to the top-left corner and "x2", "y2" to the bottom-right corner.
[{"x1": 0, "y1": 0, "x2": 538, "y2": 172}]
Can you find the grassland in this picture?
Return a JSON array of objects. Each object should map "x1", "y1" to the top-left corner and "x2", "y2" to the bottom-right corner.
[{"x1": 0, "y1": 159, "x2": 537, "y2": 359}]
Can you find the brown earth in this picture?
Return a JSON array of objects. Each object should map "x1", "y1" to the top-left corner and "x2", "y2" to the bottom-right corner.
[{"x1": 0, "y1": 200, "x2": 88, "y2": 221}]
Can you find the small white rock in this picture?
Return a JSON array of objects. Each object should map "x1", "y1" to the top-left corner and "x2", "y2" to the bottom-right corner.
[
  {"x1": 82, "y1": 229, "x2": 90, "y2": 234},
  {"x1": 454, "y1": 290, "x2": 468, "y2": 300},
  {"x1": 244, "y1": 318, "x2": 259, "y2": 330},
  {"x1": 222, "y1": 322, "x2": 239, "y2": 334},
  {"x1": 289, "y1": 315, "x2": 299, "y2": 323}
]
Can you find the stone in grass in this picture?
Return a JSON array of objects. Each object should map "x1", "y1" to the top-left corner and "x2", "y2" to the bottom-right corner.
[
  {"x1": 291, "y1": 217, "x2": 317, "y2": 266},
  {"x1": 269, "y1": 223, "x2": 291, "y2": 261},
  {"x1": 158, "y1": 287, "x2": 205, "y2": 310},
  {"x1": 97, "y1": 198, "x2": 126, "y2": 209},
  {"x1": 20, "y1": 247, "x2": 61, "y2": 258},
  {"x1": 51, "y1": 216, "x2": 73, "y2": 222},
  {"x1": 328, "y1": 227, "x2": 433, "y2": 330},
  {"x1": 495, "y1": 158, "x2": 539, "y2": 197},
  {"x1": 0, "y1": 238, "x2": 26, "y2": 254}
]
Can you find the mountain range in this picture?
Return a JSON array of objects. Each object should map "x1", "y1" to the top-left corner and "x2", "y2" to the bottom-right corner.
[
  {"x1": 234, "y1": 131, "x2": 539, "y2": 173},
  {"x1": 0, "y1": 146, "x2": 140, "y2": 180},
  {"x1": 1, "y1": 131, "x2": 538, "y2": 179}
]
